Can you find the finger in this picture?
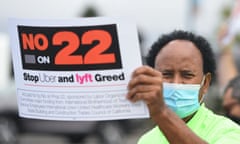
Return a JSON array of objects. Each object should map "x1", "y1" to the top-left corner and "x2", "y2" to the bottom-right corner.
[
  {"x1": 127, "y1": 84, "x2": 156, "y2": 99},
  {"x1": 127, "y1": 85, "x2": 161, "y2": 102},
  {"x1": 132, "y1": 65, "x2": 162, "y2": 77},
  {"x1": 128, "y1": 73, "x2": 162, "y2": 90},
  {"x1": 129, "y1": 90, "x2": 160, "y2": 104}
]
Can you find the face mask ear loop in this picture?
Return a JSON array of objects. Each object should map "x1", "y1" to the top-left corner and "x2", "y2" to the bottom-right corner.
[
  {"x1": 199, "y1": 94, "x2": 205, "y2": 104},
  {"x1": 199, "y1": 75, "x2": 206, "y2": 104},
  {"x1": 200, "y1": 75, "x2": 206, "y2": 87}
]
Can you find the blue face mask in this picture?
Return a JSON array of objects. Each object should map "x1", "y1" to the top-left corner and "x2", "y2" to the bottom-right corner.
[{"x1": 163, "y1": 77, "x2": 205, "y2": 118}]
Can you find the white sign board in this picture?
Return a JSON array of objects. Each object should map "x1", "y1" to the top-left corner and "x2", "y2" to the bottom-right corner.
[{"x1": 9, "y1": 17, "x2": 149, "y2": 121}]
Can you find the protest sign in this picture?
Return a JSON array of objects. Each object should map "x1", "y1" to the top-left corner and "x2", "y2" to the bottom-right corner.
[{"x1": 9, "y1": 17, "x2": 149, "y2": 121}]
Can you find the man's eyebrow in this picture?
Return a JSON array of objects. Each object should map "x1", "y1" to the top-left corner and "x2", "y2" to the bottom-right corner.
[
  {"x1": 180, "y1": 69, "x2": 195, "y2": 72},
  {"x1": 160, "y1": 69, "x2": 173, "y2": 72},
  {"x1": 181, "y1": 70, "x2": 193, "y2": 73}
]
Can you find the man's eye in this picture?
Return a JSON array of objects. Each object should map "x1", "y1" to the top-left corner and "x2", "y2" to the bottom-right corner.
[
  {"x1": 162, "y1": 73, "x2": 172, "y2": 78},
  {"x1": 183, "y1": 73, "x2": 194, "y2": 78}
]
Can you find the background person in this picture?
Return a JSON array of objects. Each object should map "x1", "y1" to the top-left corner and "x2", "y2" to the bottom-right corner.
[
  {"x1": 217, "y1": 23, "x2": 240, "y2": 125},
  {"x1": 222, "y1": 75, "x2": 240, "y2": 125}
]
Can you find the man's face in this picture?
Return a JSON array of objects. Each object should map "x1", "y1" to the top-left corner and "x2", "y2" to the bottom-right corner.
[
  {"x1": 223, "y1": 88, "x2": 240, "y2": 117},
  {"x1": 154, "y1": 40, "x2": 210, "y2": 99}
]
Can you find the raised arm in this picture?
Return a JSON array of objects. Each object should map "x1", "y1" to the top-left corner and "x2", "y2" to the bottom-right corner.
[{"x1": 217, "y1": 24, "x2": 238, "y2": 91}]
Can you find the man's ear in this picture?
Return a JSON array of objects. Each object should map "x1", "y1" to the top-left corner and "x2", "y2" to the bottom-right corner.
[{"x1": 202, "y1": 72, "x2": 212, "y2": 95}]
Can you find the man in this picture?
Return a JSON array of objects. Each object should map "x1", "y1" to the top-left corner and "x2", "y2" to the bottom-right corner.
[
  {"x1": 223, "y1": 75, "x2": 240, "y2": 125},
  {"x1": 127, "y1": 30, "x2": 240, "y2": 143}
]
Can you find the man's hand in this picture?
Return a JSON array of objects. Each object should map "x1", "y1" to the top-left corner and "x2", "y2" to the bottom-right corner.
[{"x1": 126, "y1": 66, "x2": 167, "y2": 120}]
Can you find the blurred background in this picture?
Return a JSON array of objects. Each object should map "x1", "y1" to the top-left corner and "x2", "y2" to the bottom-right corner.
[{"x1": 0, "y1": 0, "x2": 240, "y2": 144}]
